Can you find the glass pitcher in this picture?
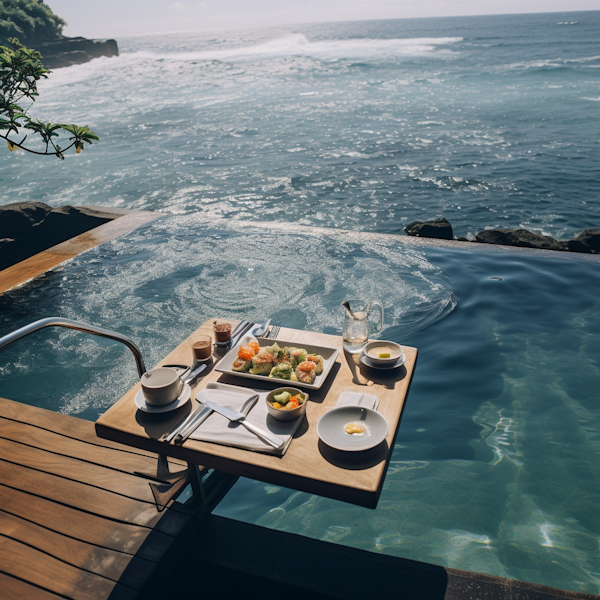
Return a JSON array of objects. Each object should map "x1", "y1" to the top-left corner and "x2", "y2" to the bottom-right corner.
[{"x1": 342, "y1": 301, "x2": 384, "y2": 354}]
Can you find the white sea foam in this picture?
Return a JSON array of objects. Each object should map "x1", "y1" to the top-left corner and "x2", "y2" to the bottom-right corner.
[{"x1": 120, "y1": 34, "x2": 463, "y2": 62}]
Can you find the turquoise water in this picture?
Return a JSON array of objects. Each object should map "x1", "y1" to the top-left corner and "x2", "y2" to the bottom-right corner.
[
  {"x1": 2, "y1": 10, "x2": 600, "y2": 594},
  {"x1": 1, "y1": 219, "x2": 600, "y2": 594}
]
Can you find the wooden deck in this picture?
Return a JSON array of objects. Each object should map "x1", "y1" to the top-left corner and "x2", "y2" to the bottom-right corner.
[{"x1": 0, "y1": 396, "x2": 199, "y2": 600}]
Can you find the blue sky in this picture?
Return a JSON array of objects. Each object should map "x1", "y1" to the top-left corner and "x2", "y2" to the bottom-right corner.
[{"x1": 47, "y1": 0, "x2": 596, "y2": 37}]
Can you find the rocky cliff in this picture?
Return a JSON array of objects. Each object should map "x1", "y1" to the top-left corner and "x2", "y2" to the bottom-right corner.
[{"x1": 33, "y1": 36, "x2": 118, "y2": 69}]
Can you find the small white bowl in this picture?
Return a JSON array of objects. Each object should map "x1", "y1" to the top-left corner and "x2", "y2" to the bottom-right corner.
[
  {"x1": 266, "y1": 387, "x2": 308, "y2": 422},
  {"x1": 317, "y1": 406, "x2": 388, "y2": 452},
  {"x1": 363, "y1": 340, "x2": 403, "y2": 367}
]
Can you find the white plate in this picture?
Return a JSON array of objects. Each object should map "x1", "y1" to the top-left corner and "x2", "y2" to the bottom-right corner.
[
  {"x1": 360, "y1": 352, "x2": 406, "y2": 370},
  {"x1": 135, "y1": 383, "x2": 192, "y2": 413},
  {"x1": 215, "y1": 337, "x2": 340, "y2": 390},
  {"x1": 317, "y1": 406, "x2": 389, "y2": 452}
]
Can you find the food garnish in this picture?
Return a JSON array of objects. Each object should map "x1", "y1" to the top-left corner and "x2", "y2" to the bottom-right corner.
[
  {"x1": 344, "y1": 423, "x2": 366, "y2": 435},
  {"x1": 270, "y1": 391, "x2": 305, "y2": 410}
]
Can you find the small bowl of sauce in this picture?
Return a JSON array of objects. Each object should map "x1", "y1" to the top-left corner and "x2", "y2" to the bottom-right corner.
[{"x1": 363, "y1": 340, "x2": 403, "y2": 366}]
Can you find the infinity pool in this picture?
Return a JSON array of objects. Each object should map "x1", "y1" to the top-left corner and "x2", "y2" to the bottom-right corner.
[{"x1": 1, "y1": 218, "x2": 599, "y2": 594}]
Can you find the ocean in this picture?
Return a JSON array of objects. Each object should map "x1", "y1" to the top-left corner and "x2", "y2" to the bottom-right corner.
[
  {"x1": 1, "y1": 11, "x2": 599, "y2": 238},
  {"x1": 1, "y1": 11, "x2": 600, "y2": 595}
]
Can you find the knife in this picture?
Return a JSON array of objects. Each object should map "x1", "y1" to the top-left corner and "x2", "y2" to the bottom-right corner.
[
  {"x1": 173, "y1": 402, "x2": 214, "y2": 445},
  {"x1": 204, "y1": 400, "x2": 284, "y2": 449}
]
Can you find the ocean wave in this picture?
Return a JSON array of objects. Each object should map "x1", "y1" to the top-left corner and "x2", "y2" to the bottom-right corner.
[{"x1": 116, "y1": 33, "x2": 463, "y2": 63}]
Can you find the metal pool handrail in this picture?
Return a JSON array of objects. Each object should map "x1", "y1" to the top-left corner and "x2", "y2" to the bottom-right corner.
[{"x1": 0, "y1": 317, "x2": 146, "y2": 376}]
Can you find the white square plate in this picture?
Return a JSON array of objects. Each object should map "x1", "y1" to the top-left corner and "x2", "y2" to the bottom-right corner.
[{"x1": 215, "y1": 337, "x2": 340, "y2": 390}]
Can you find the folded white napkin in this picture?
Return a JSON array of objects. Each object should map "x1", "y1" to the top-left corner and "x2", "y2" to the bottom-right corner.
[
  {"x1": 335, "y1": 391, "x2": 380, "y2": 411},
  {"x1": 190, "y1": 382, "x2": 304, "y2": 456}
]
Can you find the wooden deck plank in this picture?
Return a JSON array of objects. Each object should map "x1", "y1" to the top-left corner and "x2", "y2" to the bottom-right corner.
[
  {"x1": 0, "y1": 394, "x2": 199, "y2": 600},
  {"x1": 0, "y1": 511, "x2": 155, "y2": 589},
  {"x1": 0, "y1": 571, "x2": 65, "y2": 600},
  {"x1": 0, "y1": 396, "x2": 185, "y2": 465},
  {"x1": 0, "y1": 417, "x2": 186, "y2": 477},
  {"x1": 0, "y1": 535, "x2": 137, "y2": 600},
  {"x1": 0, "y1": 437, "x2": 157, "y2": 504},
  {"x1": 0, "y1": 485, "x2": 174, "y2": 562},
  {"x1": 0, "y1": 460, "x2": 186, "y2": 532}
]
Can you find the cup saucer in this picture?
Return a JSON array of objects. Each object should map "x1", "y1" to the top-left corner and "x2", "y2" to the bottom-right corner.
[
  {"x1": 135, "y1": 383, "x2": 192, "y2": 414},
  {"x1": 360, "y1": 352, "x2": 406, "y2": 370}
]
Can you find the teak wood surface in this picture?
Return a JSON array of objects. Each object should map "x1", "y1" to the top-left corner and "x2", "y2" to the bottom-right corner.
[
  {"x1": 96, "y1": 320, "x2": 417, "y2": 508},
  {"x1": 0, "y1": 396, "x2": 196, "y2": 600}
]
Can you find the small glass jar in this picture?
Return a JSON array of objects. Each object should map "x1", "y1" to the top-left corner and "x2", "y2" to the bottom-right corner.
[
  {"x1": 213, "y1": 321, "x2": 232, "y2": 344},
  {"x1": 191, "y1": 334, "x2": 212, "y2": 361}
]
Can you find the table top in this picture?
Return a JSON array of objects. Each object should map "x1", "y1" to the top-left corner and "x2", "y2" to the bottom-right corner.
[{"x1": 95, "y1": 320, "x2": 418, "y2": 508}]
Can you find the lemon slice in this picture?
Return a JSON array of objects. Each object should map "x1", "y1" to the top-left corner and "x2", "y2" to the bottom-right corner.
[{"x1": 378, "y1": 352, "x2": 391, "y2": 358}]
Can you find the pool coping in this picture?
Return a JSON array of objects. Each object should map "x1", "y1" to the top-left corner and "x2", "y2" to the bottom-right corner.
[
  {"x1": 0, "y1": 206, "x2": 162, "y2": 295},
  {"x1": 239, "y1": 219, "x2": 600, "y2": 263}
]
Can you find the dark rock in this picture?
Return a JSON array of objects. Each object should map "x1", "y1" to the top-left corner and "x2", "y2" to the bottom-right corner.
[
  {"x1": 569, "y1": 229, "x2": 600, "y2": 254},
  {"x1": 33, "y1": 37, "x2": 119, "y2": 69},
  {"x1": 566, "y1": 239, "x2": 592, "y2": 254},
  {"x1": 0, "y1": 202, "x2": 52, "y2": 239},
  {"x1": 0, "y1": 203, "x2": 116, "y2": 271},
  {"x1": 404, "y1": 218, "x2": 453, "y2": 240},
  {"x1": 454, "y1": 236, "x2": 469, "y2": 242},
  {"x1": 475, "y1": 229, "x2": 567, "y2": 251}
]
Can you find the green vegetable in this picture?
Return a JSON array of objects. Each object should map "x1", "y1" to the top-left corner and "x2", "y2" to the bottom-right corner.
[{"x1": 273, "y1": 391, "x2": 291, "y2": 405}]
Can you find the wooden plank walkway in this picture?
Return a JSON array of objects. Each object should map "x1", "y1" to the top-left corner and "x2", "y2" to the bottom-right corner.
[{"x1": 0, "y1": 396, "x2": 199, "y2": 600}]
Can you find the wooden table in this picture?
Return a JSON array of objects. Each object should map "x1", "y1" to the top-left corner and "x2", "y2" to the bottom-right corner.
[{"x1": 95, "y1": 320, "x2": 417, "y2": 509}]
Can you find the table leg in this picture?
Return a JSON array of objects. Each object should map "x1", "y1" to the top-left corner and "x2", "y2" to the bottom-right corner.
[{"x1": 187, "y1": 461, "x2": 207, "y2": 510}]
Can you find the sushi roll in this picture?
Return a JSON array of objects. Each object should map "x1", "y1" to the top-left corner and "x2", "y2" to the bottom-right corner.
[
  {"x1": 290, "y1": 348, "x2": 308, "y2": 368},
  {"x1": 250, "y1": 349, "x2": 275, "y2": 375},
  {"x1": 306, "y1": 354, "x2": 324, "y2": 375},
  {"x1": 295, "y1": 361, "x2": 317, "y2": 384},
  {"x1": 269, "y1": 362, "x2": 294, "y2": 380},
  {"x1": 232, "y1": 357, "x2": 252, "y2": 372}
]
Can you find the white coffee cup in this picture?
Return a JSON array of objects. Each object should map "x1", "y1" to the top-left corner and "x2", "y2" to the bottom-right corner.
[{"x1": 140, "y1": 367, "x2": 183, "y2": 406}]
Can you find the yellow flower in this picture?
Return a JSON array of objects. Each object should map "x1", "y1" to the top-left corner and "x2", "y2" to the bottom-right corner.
[{"x1": 7, "y1": 140, "x2": 16, "y2": 151}]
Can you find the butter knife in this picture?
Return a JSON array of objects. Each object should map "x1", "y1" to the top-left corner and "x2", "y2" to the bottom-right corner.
[{"x1": 204, "y1": 400, "x2": 284, "y2": 449}]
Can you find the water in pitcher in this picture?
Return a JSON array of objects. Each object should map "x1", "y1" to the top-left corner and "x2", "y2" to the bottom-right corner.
[
  {"x1": 342, "y1": 302, "x2": 384, "y2": 354},
  {"x1": 342, "y1": 311, "x2": 370, "y2": 354}
]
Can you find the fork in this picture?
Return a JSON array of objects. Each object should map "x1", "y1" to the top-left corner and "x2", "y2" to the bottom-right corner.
[{"x1": 264, "y1": 325, "x2": 280, "y2": 339}]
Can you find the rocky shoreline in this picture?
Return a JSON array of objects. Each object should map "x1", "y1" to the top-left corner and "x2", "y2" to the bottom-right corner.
[
  {"x1": 33, "y1": 36, "x2": 118, "y2": 69},
  {"x1": 0, "y1": 202, "x2": 123, "y2": 271},
  {"x1": 405, "y1": 218, "x2": 600, "y2": 254}
]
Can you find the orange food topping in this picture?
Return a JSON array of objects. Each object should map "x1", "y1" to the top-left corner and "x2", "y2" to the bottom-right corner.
[
  {"x1": 254, "y1": 351, "x2": 275, "y2": 364},
  {"x1": 238, "y1": 345, "x2": 256, "y2": 361},
  {"x1": 288, "y1": 398, "x2": 300, "y2": 409},
  {"x1": 249, "y1": 341, "x2": 260, "y2": 353},
  {"x1": 297, "y1": 361, "x2": 316, "y2": 372}
]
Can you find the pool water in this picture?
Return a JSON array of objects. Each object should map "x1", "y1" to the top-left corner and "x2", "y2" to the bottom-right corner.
[{"x1": 1, "y1": 218, "x2": 599, "y2": 594}]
